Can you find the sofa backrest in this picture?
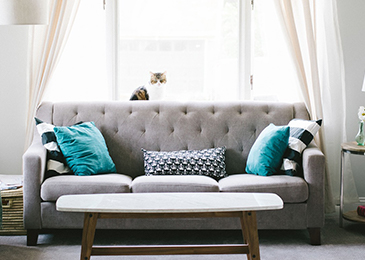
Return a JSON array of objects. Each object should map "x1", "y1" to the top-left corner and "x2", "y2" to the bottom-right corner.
[{"x1": 36, "y1": 101, "x2": 310, "y2": 178}]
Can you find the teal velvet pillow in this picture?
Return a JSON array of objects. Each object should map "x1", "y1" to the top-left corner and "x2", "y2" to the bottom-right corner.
[
  {"x1": 54, "y1": 122, "x2": 116, "y2": 176},
  {"x1": 245, "y1": 123, "x2": 290, "y2": 176}
]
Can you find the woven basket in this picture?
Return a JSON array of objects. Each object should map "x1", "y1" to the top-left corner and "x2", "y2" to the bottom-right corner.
[{"x1": 0, "y1": 187, "x2": 26, "y2": 235}]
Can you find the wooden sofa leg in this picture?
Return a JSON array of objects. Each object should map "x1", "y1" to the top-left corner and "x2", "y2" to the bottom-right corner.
[
  {"x1": 27, "y1": 229, "x2": 40, "y2": 246},
  {"x1": 308, "y1": 228, "x2": 321, "y2": 245}
]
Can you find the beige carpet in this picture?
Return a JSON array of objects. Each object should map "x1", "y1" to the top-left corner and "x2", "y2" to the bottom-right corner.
[{"x1": 1, "y1": 208, "x2": 365, "y2": 260}]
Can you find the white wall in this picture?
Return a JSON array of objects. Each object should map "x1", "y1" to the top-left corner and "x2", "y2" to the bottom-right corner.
[
  {"x1": 337, "y1": 0, "x2": 365, "y2": 197},
  {"x1": 0, "y1": 26, "x2": 28, "y2": 175}
]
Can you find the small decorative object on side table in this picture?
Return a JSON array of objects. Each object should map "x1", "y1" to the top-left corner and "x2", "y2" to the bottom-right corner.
[
  {"x1": 0, "y1": 175, "x2": 26, "y2": 235},
  {"x1": 340, "y1": 142, "x2": 365, "y2": 227},
  {"x1": 357, "y1": 205, "x2": 365, "y2": 217},
  {"x1": 355, "y1": 106, "x2": 365, "y2": 146}
]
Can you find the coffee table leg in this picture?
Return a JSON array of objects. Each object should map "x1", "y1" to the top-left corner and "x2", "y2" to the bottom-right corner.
[
  {"x1": 80, "y1": 213, "x2": 98, "y2": 260},
  {"x1": 240, "y1": 211, "x2": 260, "y2": 260}
]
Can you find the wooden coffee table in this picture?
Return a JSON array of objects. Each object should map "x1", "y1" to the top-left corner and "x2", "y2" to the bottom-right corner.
[{"x1": 56, "y1": 192, "x2": 283, "y2": 260}]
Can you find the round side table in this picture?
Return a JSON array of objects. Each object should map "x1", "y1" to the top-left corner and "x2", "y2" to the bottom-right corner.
[{"x1": 340, "y1": 142, "x2": 365, "y2": 227}]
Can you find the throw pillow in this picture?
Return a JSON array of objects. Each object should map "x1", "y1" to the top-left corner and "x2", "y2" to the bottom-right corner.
[
  {"x1": 54, "y1": 121, "x2": 116, "y2": 176},
  {"x1": 245, "y1": 123, "x2": 290, "y2": 176},
  {"x1": 281, "y1": 118, "x2": 322, "y2": 176},
  {"x1": 142, "y1": 147, "x2": 227, "y2": 180},
  {"x1": 34, "y1": 117, "x2": 72, "y2": 179}
]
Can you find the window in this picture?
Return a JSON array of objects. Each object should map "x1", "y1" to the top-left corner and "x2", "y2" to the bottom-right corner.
[
  {"x1": 45, "y1": 0, "x2": 302, "y2": 103},
  {"x1": 111, "y1": 0, "x2": 301, "y2": 102},
  {"x1": 113, "y1": 0, "x2": 245, "y2": 101}
]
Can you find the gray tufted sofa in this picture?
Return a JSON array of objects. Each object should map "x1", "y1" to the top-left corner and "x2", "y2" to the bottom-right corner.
[{"x1": 23, "y1": 100, "x2": 325, "y2": 246}]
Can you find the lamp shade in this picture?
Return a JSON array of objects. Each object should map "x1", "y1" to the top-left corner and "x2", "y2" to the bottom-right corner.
[{"x1": 0, "y1": 0, "x2": 49, "y2": 25}]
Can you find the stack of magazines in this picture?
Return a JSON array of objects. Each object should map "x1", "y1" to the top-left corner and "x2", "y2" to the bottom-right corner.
[{"x1": 0, "y1": 175, "x2": 23, "y2": 191}]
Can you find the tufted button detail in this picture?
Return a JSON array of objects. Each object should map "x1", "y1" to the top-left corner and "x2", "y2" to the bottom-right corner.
[
  {"x1": 223, "y1": 125, "x2": 229, "y2": 133},
  {"x1": 253, "y1": 129, "x2": 257, "y2": 137}
]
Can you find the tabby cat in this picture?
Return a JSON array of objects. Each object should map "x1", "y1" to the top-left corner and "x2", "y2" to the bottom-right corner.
[{"x1": 130, "y1": 71, "x2": 167, "y2": 100}]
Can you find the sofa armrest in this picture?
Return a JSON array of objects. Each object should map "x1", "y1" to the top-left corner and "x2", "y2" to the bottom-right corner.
[
  {"x1": 302, "y1": 144, "x2": 325, "y2": 228},
  {"x1": 23, "y1": 136, "x2": 46, "y2": 230}
]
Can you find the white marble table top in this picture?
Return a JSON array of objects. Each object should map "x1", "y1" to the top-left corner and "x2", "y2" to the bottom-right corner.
[{"x1": 56, "y1": 192, "x2": 283, "y2": 213}]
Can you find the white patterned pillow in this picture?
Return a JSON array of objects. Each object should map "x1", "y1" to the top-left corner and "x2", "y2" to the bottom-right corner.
[
  {"x1": 281, "y1": 119, "x2": 322, "y2": 176},
  {"x1": 142, "y1": 147, "x2": 227, "y2": 180}
]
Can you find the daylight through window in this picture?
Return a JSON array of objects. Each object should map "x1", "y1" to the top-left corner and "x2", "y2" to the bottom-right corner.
[
  {"x1": 44, "y1": 0, "x2": 302, "y2": 103},
  {"x1": 116, "y1": 0, "x2": 242, "y2": 101}
]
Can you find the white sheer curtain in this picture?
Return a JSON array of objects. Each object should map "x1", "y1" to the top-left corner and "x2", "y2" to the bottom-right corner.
[
  {"x1": 274, "y1": 0, "x2": 356, "y2": 212},
  {"x1": 25, "y1": 0, "x2": 80, "y2": 148}
]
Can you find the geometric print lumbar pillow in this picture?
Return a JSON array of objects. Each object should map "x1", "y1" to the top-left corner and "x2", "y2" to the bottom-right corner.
[
  {"x1": 280, "y1": 119, "x2": 322, "y2": 176},
  {"x1": 34, "y1": 117, "x2": 72, "y2": 179},
  {"x1": 142, "y1": 147, "x2": 227, "y2": 180}
]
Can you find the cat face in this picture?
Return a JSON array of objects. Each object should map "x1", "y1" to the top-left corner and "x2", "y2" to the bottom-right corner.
[{"x1": 150, "y1": 71, "x2": 167, "y2": 86}]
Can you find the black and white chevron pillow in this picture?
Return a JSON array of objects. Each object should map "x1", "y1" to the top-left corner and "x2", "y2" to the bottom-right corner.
[
  {"x1": 142, "y1": 147, "x2": 227, "y2": 180},
  {"x1": 35, "y1": 118, "x2": 72, "y2": 179},
  {"x1": 281, "y1": 119, "x2": 322, "y2": 176}
]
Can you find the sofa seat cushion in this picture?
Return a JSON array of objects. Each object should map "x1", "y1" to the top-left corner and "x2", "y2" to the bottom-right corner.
[
  {"x1": 218, "y1": 174, "x2": 308, "y2": 203},
  {"x1": 131, "y1": 175, "x2": 219, "y2": 193},
  {"x1": 41, "y1": 174, "x2": 132, "y2": 202}
]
